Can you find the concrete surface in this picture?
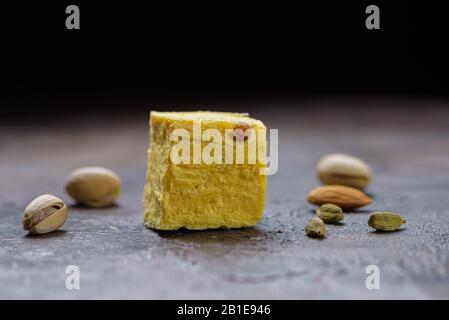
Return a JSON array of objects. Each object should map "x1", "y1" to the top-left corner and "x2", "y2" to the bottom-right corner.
[{"x1": 1, "y1": 99, "x2": 449, "y2": 299}]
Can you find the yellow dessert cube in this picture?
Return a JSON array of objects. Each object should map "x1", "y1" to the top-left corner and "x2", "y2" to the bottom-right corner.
[{"x1": 143, "y1": 111, "x2": 267, "y2": 230}]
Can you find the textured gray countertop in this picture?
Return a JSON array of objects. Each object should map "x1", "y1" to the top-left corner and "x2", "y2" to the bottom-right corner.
[{"x1": 1, "y1": 99, "x2": 449, "y2": 299}]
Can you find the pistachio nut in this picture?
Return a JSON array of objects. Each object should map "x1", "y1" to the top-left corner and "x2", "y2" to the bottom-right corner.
[
  {"x1": 65, "y1": 167, "x2": 120, "y2": 207},
  {"x1": 317, "y1": 153, "x2": 371, "y2": 189},
  {"x1": 23, "y1": 194, "x2": 68, "y2": 234}
]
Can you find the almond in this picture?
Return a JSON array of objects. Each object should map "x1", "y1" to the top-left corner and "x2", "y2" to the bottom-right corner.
[{"x1": 306, "y1": 185, "x2": 372, "y2": 210}]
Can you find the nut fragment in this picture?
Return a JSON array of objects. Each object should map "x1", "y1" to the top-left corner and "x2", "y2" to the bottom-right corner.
[
  {"x1": 233, "y1": 122, "x2": 251, "y2": 141},
  {"x1": 368, "y1": 212, "x2": 406, "y2": 231},
  {"x1": 65, "y1": 167, "x2": 120, "y2": 208},
  {"x1": 305, "y1": 217, "x2": 327, "y2": 238},
  {"x1": 317, "y1": 153, "x2": 371, "y2": 189},
  {"x1": 22, "y1": 194, "x2": 68, "y2": 234},
  {"x1": 307, "y1": 185, "x2": 372, "y2": 210},
  {"x1": 316, "y1": 203, "x2": 344, "y2": 224}
]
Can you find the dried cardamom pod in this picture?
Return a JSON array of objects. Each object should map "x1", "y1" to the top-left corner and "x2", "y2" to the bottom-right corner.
[
  {"x1": 316, "y1": 203, "x2": 344, "y2": 224},
  {"x1": 305, "y1": 217, "x2": 327, "y2": 238},
  {"x1": 368, "y1": 212, "x2": 406, "y2": 231}
]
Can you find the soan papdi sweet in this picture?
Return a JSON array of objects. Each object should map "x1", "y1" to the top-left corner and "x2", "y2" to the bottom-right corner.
[{"x1": 143, "y1": 111, "x2": 267, "y2": 230}]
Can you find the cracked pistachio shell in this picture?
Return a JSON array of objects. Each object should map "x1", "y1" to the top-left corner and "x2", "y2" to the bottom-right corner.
[
  {"x1": 23, "y1": 194, "x2": 68, "y2": 234},
  {"x1": 317, "y1": 153, "x2": 371, "y2": 189},
  {"x1": 65, "y1": 167, "x2": 120, "y2": 208}
]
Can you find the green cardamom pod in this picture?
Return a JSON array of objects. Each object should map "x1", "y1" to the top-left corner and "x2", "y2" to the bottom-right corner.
[
  {"x1": 368, "y1": 212, "x2": 407, "y2": 231},
  {"x1": 316, "y1": 203, "x2": 344, "y2": 224},
  {"x1": 305, "y1": 217, "x2": 327, "y2": 238}
]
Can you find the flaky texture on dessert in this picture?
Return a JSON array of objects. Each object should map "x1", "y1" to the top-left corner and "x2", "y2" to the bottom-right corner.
[{"x1": 143, "y1": 111, "x2": 267, "y2": 230}]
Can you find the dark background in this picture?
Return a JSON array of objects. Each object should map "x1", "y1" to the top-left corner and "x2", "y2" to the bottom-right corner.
[
  {"x1": 2, "y1": 2, "x2": 449, "y2": 300},
  {"x1": 5, "y1": 0, "x2": 449, "y2": 113}
]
